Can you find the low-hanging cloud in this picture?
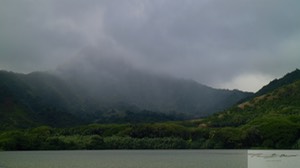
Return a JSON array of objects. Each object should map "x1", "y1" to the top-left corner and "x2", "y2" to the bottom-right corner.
[{"x1": 1, "y1": 0, "x2": 300, "y2": 91}]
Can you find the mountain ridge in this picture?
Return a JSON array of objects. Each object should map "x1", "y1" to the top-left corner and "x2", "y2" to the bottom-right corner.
[
  {"x1": 254, "y1": 68, "x2": 300, "y2": 97},
  {"x1": 192, "y1": 69, "x2": 300, "y2": 148},
  {"x1": 1, "y1": 68, "x2": 300, "y2": 149},
  {"x1": 55, "y1": 55, "x2": 252, "y2": 116},
  {"x1": 0, "y1": 57, "x2": 251, "y2": 129}
]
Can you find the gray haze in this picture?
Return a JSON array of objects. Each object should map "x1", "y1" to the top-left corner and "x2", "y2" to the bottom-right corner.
[{"x1": 1, "y1": 0, "x2": 300, "y2": 92}]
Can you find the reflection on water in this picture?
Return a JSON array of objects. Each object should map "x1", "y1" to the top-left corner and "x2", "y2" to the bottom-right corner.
[{"x1": 248, "y1": 150, "x2": 300, "y2": 168}]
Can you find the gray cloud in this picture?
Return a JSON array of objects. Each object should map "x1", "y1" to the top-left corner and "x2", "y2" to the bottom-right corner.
[{"x1": 1, "y1": 0, "x2": 300, "y2": 91}]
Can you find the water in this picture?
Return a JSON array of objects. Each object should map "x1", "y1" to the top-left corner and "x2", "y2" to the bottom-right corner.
[{"x1": 0, "y1": 150, "x2": 247, "y2": 168}]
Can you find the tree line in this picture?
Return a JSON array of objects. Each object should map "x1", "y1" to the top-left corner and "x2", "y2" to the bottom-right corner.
[{"x1": 1, "y1": 119, "x2": 300, "y2": 150}]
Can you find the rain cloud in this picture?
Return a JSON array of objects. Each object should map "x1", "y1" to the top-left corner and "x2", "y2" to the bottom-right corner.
[{"x1": 1, "y1": 0, "x2": 300, "y2": 91}]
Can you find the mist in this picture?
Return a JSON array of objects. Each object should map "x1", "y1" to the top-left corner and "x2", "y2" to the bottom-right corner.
[{"x1": 1, "y1": 0, "x2": 300, "y2": 91}]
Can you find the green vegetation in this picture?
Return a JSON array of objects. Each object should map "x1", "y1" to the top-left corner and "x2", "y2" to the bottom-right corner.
[
  {"x1": 198, "y1": 79, "x2": 300, "y2": 149},
  {"x1": 1, "y1": 109, "x2": 300, "y2": 150},
  {"x1": 0, "y1": 124, "x2": 191, "y2": 150},
  {"x1": 1, "y1": 70, "x2": 300, "y2": 150},
  {"x1": 0, "y1": 68, "x2": 252, "y2": 130},
  {"x1": 254, "y1": 69, "x2": 300, "y2": 97}
]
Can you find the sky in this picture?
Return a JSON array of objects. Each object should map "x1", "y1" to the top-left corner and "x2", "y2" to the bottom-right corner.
[{"x1": 1, "y1": 0, "x2": 300, "y2": 92}]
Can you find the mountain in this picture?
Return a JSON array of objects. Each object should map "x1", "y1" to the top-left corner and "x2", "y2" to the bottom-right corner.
[
  {"x1": 56, "y1": 55, "x2": 252, "y2": 117},
  {"x1": 1, "y1": 68, "x2": 300, "y2": 150},
  {"x1": 197, "y1": 69, "x2": 300, "y2": 148},
  {"x1": 0, "y1": 55, "x2": 251, "y2": 129},
  {"x1": 254, "y1": 69, "x2": 300, "y2": 97},
  {"x1": 0, "y1": 71, "x2": 85, "y2": 129}
]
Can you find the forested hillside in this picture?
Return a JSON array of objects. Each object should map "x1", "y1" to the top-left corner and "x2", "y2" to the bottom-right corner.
[
  {"x1": 1, "y1": 74, "x2": 300, "y2": 150},
  {"x1": 198, "y1": 70, "x2": 300, "y2": 148},
  {"x1": 0, "y1": 56, "x2": 251, "y2": 129},
  {"x1": 254, "y1": 69, "x2": 300, "y2": 97}
]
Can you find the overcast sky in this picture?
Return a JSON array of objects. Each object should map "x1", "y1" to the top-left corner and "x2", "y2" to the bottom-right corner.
[{"x1": 1, "y1": 0, "x2": 300, "y2": 92}]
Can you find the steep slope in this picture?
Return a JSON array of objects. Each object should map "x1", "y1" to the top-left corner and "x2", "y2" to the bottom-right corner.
[
  {"x1": 56, "y1": 55, "x2": 252, "y2": 117},
  {"x1": 254, "y1": 69, "x2": 300, "y2": 97},
  {"x1": 196, "y1": 70, "x2": 300, "y2": 148},
  {"x1": 204, "y1": 79, "x2": 300, "y2": 127},
  {"x1": 2, "y1": 69, "x2": 300, "y2": 149},
  {"x1": 0, "y1": 71, "x2": 85, "y2": 129},
  {"x1": 0, "y1": 55, "x2": 251, "y2": 129}
]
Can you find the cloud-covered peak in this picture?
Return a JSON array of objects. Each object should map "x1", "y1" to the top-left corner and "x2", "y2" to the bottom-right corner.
[{"x1": 1, "y1": 0, "x2": 300, "y2": 92}]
